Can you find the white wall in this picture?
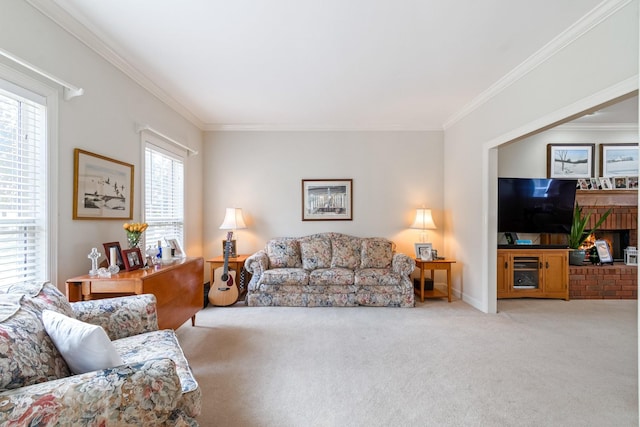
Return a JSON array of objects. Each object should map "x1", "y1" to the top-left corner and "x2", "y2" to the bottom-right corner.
[
  {"x1": 203, "y1": 131, "x2": 444, "y2": 282},
  {"x1": 444, "y1": 0, "x2": 638, "y2": 313},
  {"x1": 1, "y1": 1, "x2": 204, "y2": 288}
]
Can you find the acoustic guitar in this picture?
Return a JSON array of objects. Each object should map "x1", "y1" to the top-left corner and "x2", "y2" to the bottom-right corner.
[{"x1": 208, "y1": 231, "x2": 239, "y2": 307}]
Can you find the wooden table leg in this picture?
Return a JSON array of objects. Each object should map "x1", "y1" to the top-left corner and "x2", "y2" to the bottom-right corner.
[
  {"x1": 447, "y1": 266, "x2": 452, "y2": 302},
  {"x1": 419, "y1": 264, "x2": 425, "y2": 302}
]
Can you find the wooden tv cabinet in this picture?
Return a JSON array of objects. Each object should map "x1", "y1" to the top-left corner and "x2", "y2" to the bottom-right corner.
[
  {"x1": 66, "y1": 257, "x2": 204, "y2": 330},
  {"x1": 497, "y1": 248, "x2": 569, "y2": 300}
]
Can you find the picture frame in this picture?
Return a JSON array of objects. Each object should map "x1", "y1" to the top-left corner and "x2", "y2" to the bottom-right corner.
[
  {"x1": 613, "y1": 177, "x2": 628, "y2": 189},
  {"x1": 122, "y1": 247, "x2": 144, "y2": 271},
  {"x1": 627, "y1": 176, "x2": 638, "y2": 189},
  {"x1": 165, "y1": 238, "x2": 185, "y2": 258},
  {"x1": 302, "y1": 179, "x2": 353, "y2": 221},
  {"x1": 599, "y1": 143, "x2": 639, "y2": 177},
  {"x1": 594, "y1": 240, "x2": 613, "y2": 264},
  {"x1": 73, "y1": 148, "x2": 134, "y2": 220},
  {"x1": 102, "y1": 241, "x2": 124, "y2": 269},
  {"x1": 546, "y1": 144, "x2": 595, "y2": 178},
  {"x1": 599, "y1": 177, "x2": 612, "y2": 190},
  {"x1": 414, "y1": 243, "x2": 433, "y2": 261},
  {"x1": 577, "y1": 178, "x2": 590, "y2": 190}
]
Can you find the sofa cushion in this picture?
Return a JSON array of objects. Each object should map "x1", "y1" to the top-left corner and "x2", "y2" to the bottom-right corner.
[
  {"x1": 361, "y1": 238, "x2": 394, "y2": 269},
  {"x1": 42, "y1": 309, "x2": 124, "y2": 375},
  {"x1": 309, "y1": 268, "x2": 355, "y2": 286},
  {"x1": 299, "y1": 237, "x2": 332, "y2": 270},
  {"x1": 266, "y1": 239, "x2": 302, "y2": 268},
  {"x1": 0, "y1": 281, "x2": 74, "y2": 318},
  {"x1": 0, "y1": 295, "x2": 71, "y2": 391},
  {"x1": 260, "y1": 268, "x2": 309, "y2": 286},
  {"x1": 330, "y1": 235, "x2": 362, "y2": 269},
  {"x1": 355, "y1": 268, "x2": 404, "y2": 288}
]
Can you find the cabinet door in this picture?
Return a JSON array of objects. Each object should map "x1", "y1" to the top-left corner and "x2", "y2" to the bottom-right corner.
[
  {"x1": 542, "y1": 252, "x2": 567, "y2": 296},
  {"x1": 496, "y1": 252, "x2": 510, "y2": 297}
]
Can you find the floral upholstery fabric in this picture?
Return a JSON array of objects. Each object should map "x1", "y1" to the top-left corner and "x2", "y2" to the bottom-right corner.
[
  {"x1": 361, "y1": 238, "x2": 394, "y2": 269},
  {"x1": 299, "y1": 236, "x2": 332, "y2": 270},
  {"x1": 0, "y1": 287, "x2": 201, "y2": 426},
  {"x1": 330, "y1": 234, "x2": 362, "y2": 269},
  {"x1": 266, "y1": 238, "x2": 302, "y2": 268},
  {"x1": 245, "y1": 233, "x2": 416, "y2": 307}
]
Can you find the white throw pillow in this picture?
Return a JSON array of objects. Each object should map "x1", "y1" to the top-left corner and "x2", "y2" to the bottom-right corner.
[{"x1": 42, "y1": 309, "x2": 124, "y2": 374}]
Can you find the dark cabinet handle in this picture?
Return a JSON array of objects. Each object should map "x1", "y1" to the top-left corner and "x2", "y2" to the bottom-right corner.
[
  {"x1": 546, "y1": 261, "x2": 549, "y2": 269},
  {"x1": 539, "y1": 262, "x2": 543, "y2": 269},
  {"x1": 504, "y1": 262, "x2": 508, "y2": 269}
]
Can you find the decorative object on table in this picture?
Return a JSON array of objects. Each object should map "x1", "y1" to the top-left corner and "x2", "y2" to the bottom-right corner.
[
  {"x1": 410, "y1": 207, "x2": 437, "y2": 244},
  {"x1": 599, "y1": 143, "x2": 638, "y2": 177},
  {"x1": 301, "y1": 179, "x2": 353, "y2": 221},
  {"x1": 414, "y1": 243, "x2": 433, "y2": 261},
  {"x1": 165, "y1": 237, "x2": 185, "y2": 258},
  {"x1": 122, "y1": 247, "x2": 144, "y2": 271},
  {"x1": 219, "y1": 207, "x2": 247, "y2": 257},
  {"x1": 87, "y1": 247, "x2": 100, "y2": 276},
  {"x1": 594, "y1": 240, "x2": 613, "y2": 264},
  {"x1": 123, "y1": 222, "x2": 148, "y2": 248},
  {"x1": 103, "y1": 241, "x2": 124, "y2": 270},
  {"x1": 209, "y1": 231, "x2": 239, "y2": 307},
  {"x1": 546, "y1": 143, "x2": 595, "y2": 178},
  {"x1": 624, "y1": 247, "x2": 638, "y2": 265},
  {"x1": 568, "y1": 202, "x2": 611, "y2": 266},
  {"x1": 72, "y1": 148, "x2": 134, "y2": 220}
]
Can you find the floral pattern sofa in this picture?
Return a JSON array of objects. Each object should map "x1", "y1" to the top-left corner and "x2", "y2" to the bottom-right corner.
[
  {"x1": 245, "y1": 232, "x2": 415, "y2": 307},
  {"x1": 0, "y1": 281, "x2": 201, "y2": 426}
]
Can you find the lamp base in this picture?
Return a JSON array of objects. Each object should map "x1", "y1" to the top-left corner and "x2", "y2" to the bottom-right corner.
[{"x1": 222, "y1": 239, "x2": 237, "y2": 258}]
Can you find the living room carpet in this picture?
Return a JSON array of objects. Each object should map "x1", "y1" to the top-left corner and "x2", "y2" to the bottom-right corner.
[{"x1": 176, "y1": 299, "x2": 638, "y2": 427}]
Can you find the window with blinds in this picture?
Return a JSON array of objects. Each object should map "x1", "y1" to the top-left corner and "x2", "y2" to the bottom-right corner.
[
  {"x1": 0, "y1": 86, "x2": 47, "y2": 286},
  {"x1": 144, "y1": 143, "x2": 185, "y2": 252}
]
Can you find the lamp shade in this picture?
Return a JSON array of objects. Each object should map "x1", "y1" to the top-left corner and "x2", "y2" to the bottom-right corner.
[
  {"x1": 410, "y1": 208, "x2": 436, "y2": 230},
  {"x1": 219, "y1": 208, "x2": 247, "y2": 230}
]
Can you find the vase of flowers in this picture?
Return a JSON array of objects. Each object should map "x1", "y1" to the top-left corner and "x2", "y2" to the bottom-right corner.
[{"x1": 123, "y1": 222, "x2": 148, "y2": 248}]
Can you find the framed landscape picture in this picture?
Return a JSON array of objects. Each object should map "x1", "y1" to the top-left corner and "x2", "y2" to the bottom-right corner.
[
  {"x1": 73, "y1": 149, "x2": 134, "y2": 220},
  {"x1": 599, "y1": 143, "x2": 639, "y2": 177},
  {"x1": 302, "y1": 179, "x2": 353, "y2": 221},
  {"x1": 547, "y1": 144, "x2": 595, "y2": 178}
]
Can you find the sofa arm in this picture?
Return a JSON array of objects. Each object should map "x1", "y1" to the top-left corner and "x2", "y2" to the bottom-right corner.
[
  {"x1": 71, "y1": 294, "x2": 159, "y2": 341},
  {"x1": 0, "y1": 359, "x2": 192, "y2": 426},
  {"x1": 392, "y1": 253, "x2": 416, "y2": 277},
  {"x1": 245, "y1": 250, "x2": 269, "y2": 277}
]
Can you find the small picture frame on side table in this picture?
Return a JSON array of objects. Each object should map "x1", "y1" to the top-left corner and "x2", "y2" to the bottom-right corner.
[
  {"x1": 414, "y1": 243, "x2": 433, "y2": 261},
  {"x1": 122, "y1": 248, "x2": 144, "y2": 271},
  {"x1": 165, "y1": 238, "x2": 185, "y2": 258}
]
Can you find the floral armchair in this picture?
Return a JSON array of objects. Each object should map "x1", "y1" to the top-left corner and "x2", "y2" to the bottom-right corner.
[{"x1": 0, "y1": 282, "x2": 201, "y2": 426}]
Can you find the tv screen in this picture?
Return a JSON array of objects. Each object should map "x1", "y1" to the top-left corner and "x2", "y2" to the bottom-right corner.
[{"x1": 498, "y1": 178, "x2": 577, "y2": 234}]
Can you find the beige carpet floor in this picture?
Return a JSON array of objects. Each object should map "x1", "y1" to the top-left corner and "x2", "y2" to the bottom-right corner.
[{"x1": 176, "y1": 298, "x2": 638, "y2": 427}]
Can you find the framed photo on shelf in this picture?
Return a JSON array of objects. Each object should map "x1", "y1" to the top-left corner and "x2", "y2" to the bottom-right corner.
[
  {"x1": 414, "y1": 243, "x2": 433, "y2": 261},
  {"x1": 613, "y1": 176, "x2": 628, "y2": 189},
  {"x1": 599, "y1": 143, "x2": 639, "y2": 177},
  {"x1": 546, "y1": 144, "x2": 595, "y2": 178},
  {"x1": 627, "y1": 176, "x2": 638, "y2": 189},
  {"x1": 599, "y1": 177, "x2": 612, "y2": 190},
  {"x1": 122, "y1": 248, "x2": 144, "y2": 271},
  {"x1": 102, "y1": 241, "x2": 124, "y2": 269},
  {"x1": 165, "y1": 238, "x2": 185, "y2": 258},
  {"x1": 73, "y1": 149, "x2": 134, "y2": 220},
  {"x1": 302, "y1": 179, "x2": 353, "y2": 221},
  {"x1": 594, "y1": 240, "x2": 613, "y2": 264}
]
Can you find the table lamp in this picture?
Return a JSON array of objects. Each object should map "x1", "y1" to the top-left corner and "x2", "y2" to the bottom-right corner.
[
  {"x1": 411, "y1": 208, "x2": 436, "y2": 244},
  {"x1": 219, "y1": 207, "x2": 247, "y2": 258}
]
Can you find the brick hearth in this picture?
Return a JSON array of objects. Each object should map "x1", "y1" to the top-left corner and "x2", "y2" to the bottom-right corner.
[{"x1": 569, "y1": 264, "x2": 637, "y2": 299}]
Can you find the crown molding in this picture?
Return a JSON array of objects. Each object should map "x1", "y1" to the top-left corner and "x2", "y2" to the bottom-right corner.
[
  {"x1": 202, "y1": 123, "x2": 444, "y2": 132},
  {"x1": 443, "y1": 0, "x2": 633, "y2": 130},
  {"x1": 25, "y1": 0, "x2": 204, "y2": 129},
  {"x1": 553, "y1": 123, "x2": 638, "y2": 132}
]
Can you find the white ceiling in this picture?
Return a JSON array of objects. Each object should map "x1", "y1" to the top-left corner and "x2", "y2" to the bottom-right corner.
[{"x1": 34, "y1": 0, "x2": 634, "y2": 130}]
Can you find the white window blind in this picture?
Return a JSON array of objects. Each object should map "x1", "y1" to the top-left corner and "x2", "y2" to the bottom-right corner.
[
  {"x1": 0, "y1": 86, "x2": 47, "y2": 286},
  {"x1": 144, "y1": 142, "x2": 184, "y2": 251}
]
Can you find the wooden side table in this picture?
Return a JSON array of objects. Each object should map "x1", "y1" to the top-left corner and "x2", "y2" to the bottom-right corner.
[
  {"x1": 206, "y1": 255, "x2": 250, "y2": 297},
  {"x1": 414, "y1": 259, "x2": 456, "y2": 303}
]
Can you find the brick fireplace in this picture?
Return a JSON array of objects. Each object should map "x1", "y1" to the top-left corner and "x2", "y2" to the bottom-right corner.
[{"x1": 569, "y1": 190, "x2": 637, "y2": 299}]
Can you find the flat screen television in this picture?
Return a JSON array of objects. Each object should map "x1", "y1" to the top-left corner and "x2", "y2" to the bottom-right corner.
[{"x1": 498, "y1": 178, "x2": 577, "y2": 234}]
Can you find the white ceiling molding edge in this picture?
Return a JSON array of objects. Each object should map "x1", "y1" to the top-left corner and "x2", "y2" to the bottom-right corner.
[
  {"x1": 203, "y1": 123, "x2": 444, "y2": 132},
  {"x1": 25, "y1": 0, "x2": 205, "y2": 129},
  {"x1": 554, "y1": 123, "x2": 638, "y2": 132},
  {"x1": 443, "y1": 0, "x2": 632, "y2": 130}
]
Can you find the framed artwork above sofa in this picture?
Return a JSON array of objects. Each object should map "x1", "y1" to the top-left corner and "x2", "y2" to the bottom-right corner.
[{"x1": 302, "y1": 179, "x2": 353, "y2": 221}]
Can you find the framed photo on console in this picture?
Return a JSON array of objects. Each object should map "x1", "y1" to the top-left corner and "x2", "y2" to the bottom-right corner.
[
  {"x1": 122, "y1": 248, "x2": 144, "y2": 271},
  {"x1": 102, "y1": 241, "x2": 124, "y2": 269},
  {"x1": 414, "y1": 243, "x2": 433, "y2": 261}
]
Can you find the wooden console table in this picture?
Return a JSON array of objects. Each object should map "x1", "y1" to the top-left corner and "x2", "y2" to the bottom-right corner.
[{"x1": 66, "y1": 257, "x2": 204, "y2": 330}]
